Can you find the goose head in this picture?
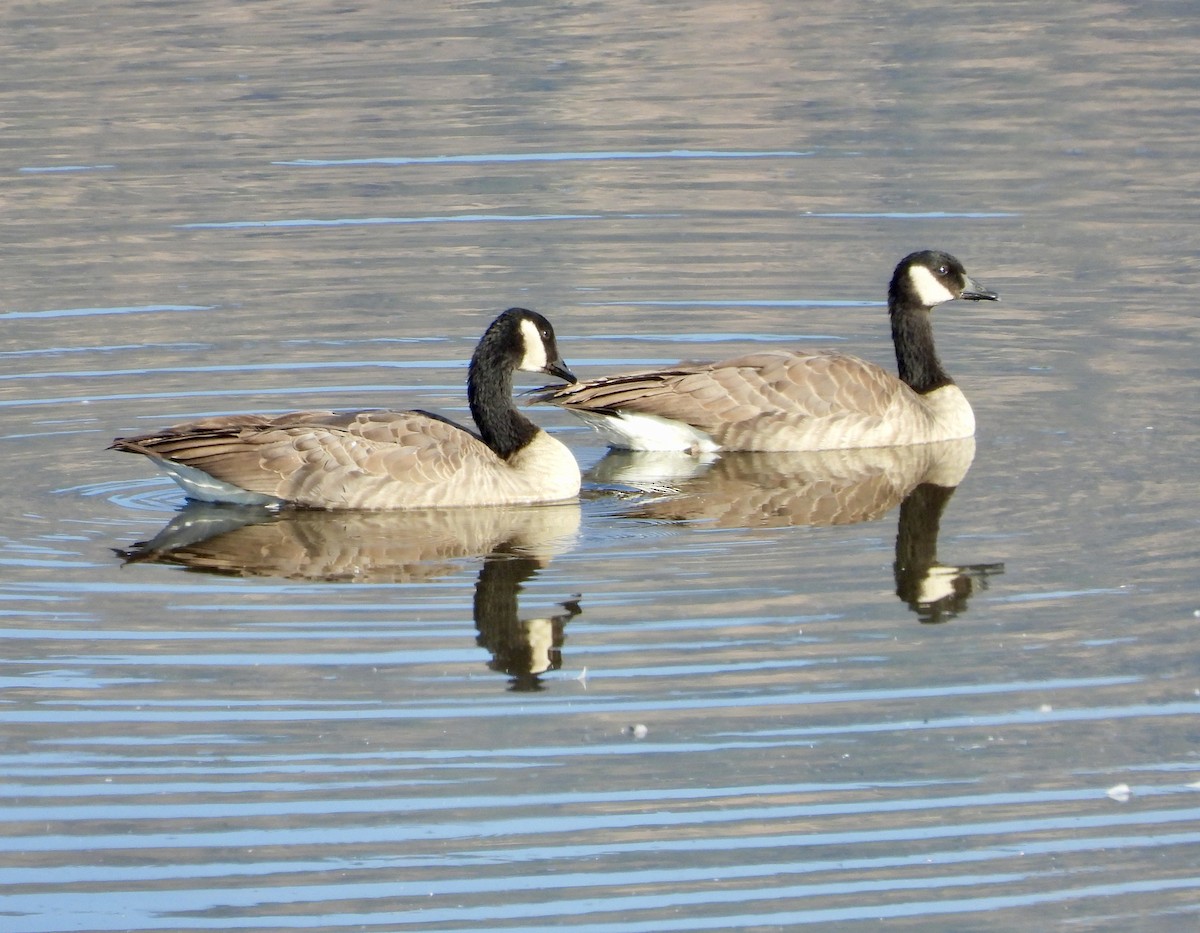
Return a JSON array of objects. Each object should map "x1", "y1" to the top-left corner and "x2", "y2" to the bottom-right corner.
[
  {"x1": 486, "y1": 307, "x2": 577, "y2": 383},
  {"x1": 893, "y1": 250, "x2": 999, "y2": 311}
]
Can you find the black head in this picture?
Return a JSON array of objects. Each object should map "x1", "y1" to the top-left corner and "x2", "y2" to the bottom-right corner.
[
  {"x1": 890, "y1": 250, "x2": 999, "y2": 310},
  {"x1": 482, "y1": 307, "x2": 576, "y2": 384}
]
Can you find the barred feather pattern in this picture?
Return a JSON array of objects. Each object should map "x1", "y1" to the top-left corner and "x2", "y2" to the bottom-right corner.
[
  {"x1": 113, "y1": 408, "x2": 580, "y2": 509},
  {"x1": 540, "y1": 349, "x2": 973, "y2": 452}
]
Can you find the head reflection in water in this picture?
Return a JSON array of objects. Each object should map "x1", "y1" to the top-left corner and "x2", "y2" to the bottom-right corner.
[
  {"x1": 893, "y1": 482, "x2": 1005, "y2": 624},
  {"x1": 473, "y1": 549, "x2": 582, "y2": 692}
]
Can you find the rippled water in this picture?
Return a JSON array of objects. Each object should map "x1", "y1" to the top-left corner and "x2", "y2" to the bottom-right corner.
[{"x1": 3, "y1": 2, "x2": 1199, "y2": 930}]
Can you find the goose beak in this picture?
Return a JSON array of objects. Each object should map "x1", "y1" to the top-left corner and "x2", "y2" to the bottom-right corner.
[
  {"x1": 959, "y1": 276, "x2": 999, "y2": 302},
  {"x1": 546, "y1": 359, "x2": 577, "y2": 384}
]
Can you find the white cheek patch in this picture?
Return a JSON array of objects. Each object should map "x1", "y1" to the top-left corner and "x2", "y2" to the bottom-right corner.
[
  {"x1": 517, "y1": 318, "x2": 549, "y2": 372},
  {"x1": 908, "y1": 265, "x2": 958, "y2": 307}
]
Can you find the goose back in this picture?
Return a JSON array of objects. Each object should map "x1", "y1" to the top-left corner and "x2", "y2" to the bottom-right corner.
[
  {"x1": 548, "y1": 348, "x2": 973, "y2": 452},
  {"x1": 117, "y1": 409, "x2": 580, "y2": 509}
]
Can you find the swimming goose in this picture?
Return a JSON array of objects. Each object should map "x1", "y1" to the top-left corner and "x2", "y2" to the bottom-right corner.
[
  {"x1": 537, "y1": 250, "x2": 998, "y2": 452},
  {"x1": 111, "y1": 308, "x2": 582, "y2": 509}
]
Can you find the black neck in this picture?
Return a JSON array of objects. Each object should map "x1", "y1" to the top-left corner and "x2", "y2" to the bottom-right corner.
[
  {"x1": 468, "y1": 344, "x2": 538, "y2": 460},
  {"x1": 890, "y1": 286, "x2": 952, "y2": 395}
]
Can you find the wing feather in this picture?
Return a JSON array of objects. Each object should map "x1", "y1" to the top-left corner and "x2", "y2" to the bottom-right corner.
[
  {"x1": 112, "y1": 409, "x2": 518, "y2": 508},
  {"x1": 545, "y1": 350, "x2": 913, "y2": 449}
]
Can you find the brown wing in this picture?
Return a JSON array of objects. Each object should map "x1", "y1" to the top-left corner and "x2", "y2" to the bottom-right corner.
[
  {"x1": 112, "y1": 410, "x2": 506, "y2": 508},
  {"x1": 546, "y1": 350, "x2": 910, "y2": 443}
]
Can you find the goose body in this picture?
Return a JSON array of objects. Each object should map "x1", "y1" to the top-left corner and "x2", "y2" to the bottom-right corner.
[
  {"x1": 111, "y1": 308, "x2": 581, "y2": 509},
  {"x1": 538, "y1": 251, "x2": 998, "y2": 452}
]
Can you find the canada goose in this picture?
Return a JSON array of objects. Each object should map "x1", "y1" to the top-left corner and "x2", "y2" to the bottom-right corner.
[
  {"x1": 111, "y1": 308, "x2": 582, "y2": 509},
  {"x1": 537, "y1": 250, "x2": 998, "y2": 452}
]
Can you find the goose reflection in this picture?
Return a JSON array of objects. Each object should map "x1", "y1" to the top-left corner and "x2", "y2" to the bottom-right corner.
[
  {"x1": 589, "y1": 437, "x2": 1002, "y2": 623},
  {"x1": 891, "y1": 480, "x2": 1004, "y2": 623},
  {"x1": 116, "y1": 502, "x2": 582, "y2": 688},
  {"x1": 473, "y1": 547, "x2": 582, "y2": 690}
]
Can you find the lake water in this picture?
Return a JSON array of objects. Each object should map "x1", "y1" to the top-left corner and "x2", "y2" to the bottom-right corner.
[{"x1": 2, "y1": 1, "x2": 1199, "y2": 930}]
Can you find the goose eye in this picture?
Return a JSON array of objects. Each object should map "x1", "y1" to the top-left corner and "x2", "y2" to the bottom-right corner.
[{"x1": 936, "y1": 265, "x2": 949, "y2": 276}]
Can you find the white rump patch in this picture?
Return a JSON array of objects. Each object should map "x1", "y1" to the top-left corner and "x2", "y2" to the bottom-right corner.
[
  {"x1": 517, "y1": 318, "x2": 549, "y2": 372},
  {"x1": 574, "y1": 410, "x2": 720, "y2": 453},
  {"x1": 908, "y1": 264, "x2": 958, "y2": 307}
]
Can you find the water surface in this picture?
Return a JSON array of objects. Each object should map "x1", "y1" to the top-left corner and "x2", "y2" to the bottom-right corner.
[{"x1": 2, "y1": 1, "x2": 1199, "y2": 930}]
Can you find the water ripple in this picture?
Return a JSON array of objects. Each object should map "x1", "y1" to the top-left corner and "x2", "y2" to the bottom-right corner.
[
  {"x1": 177, "y1": 212, "x2": 638, "y2": 230},
  {"x1": 2, "y1": 305, "x2": 211, "y2": 321},
  {"x1": 274, "y1": 148, "x2": 814, "y2": 167}
]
